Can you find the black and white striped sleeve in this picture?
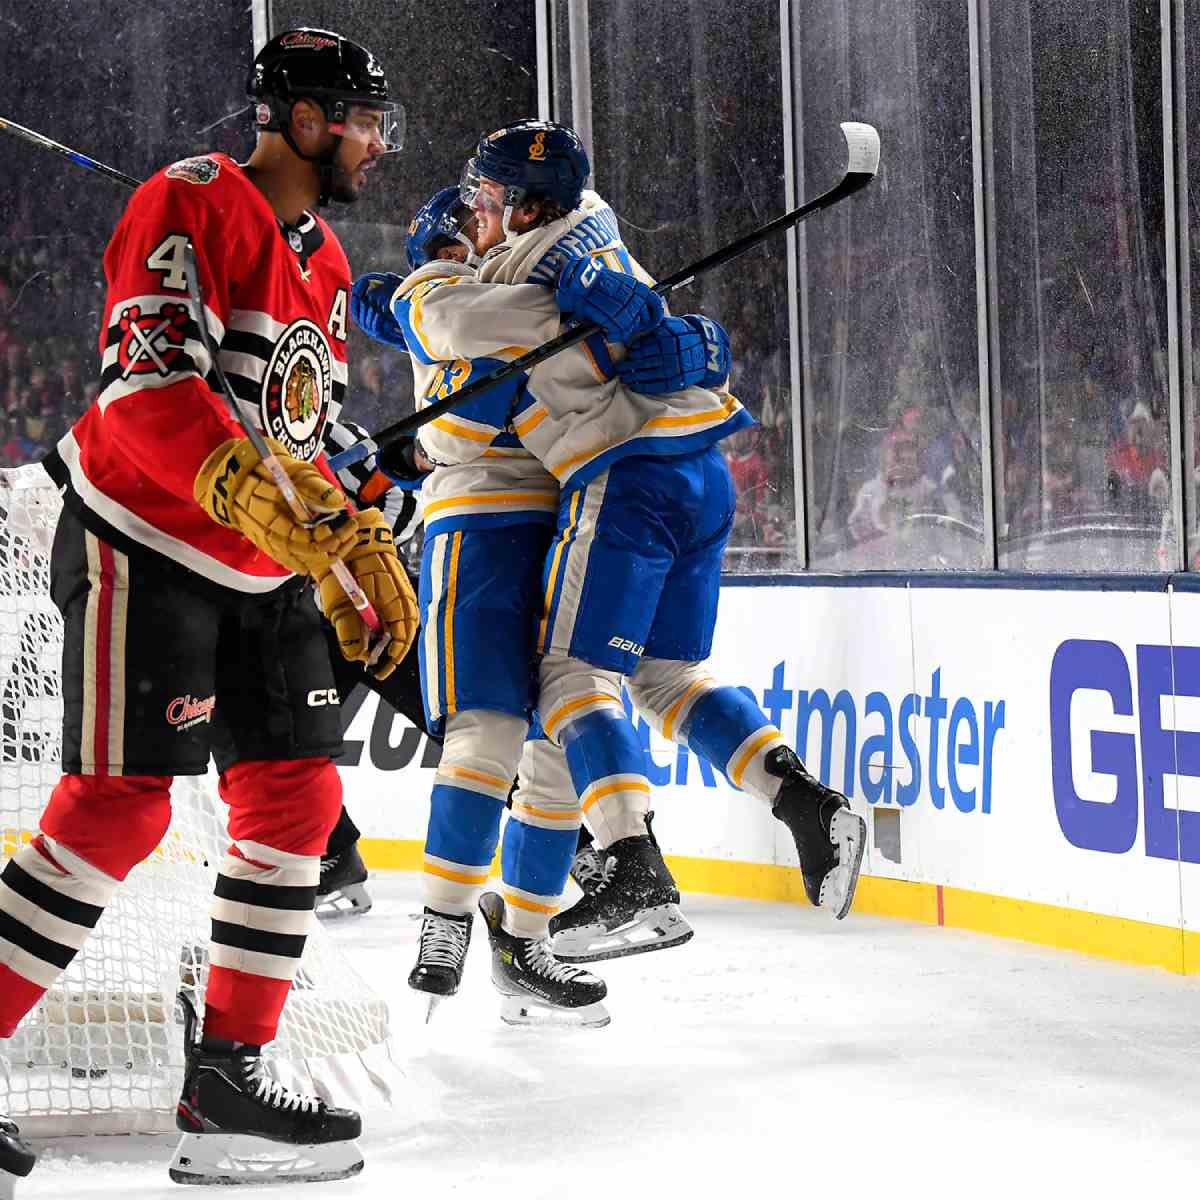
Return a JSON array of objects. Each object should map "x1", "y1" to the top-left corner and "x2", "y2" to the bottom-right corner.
[{"x1": 322, "y1": 417, "x2": 422, "y2": 540}]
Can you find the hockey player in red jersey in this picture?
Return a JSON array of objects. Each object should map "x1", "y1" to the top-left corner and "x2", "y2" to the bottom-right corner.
[{"x1": 0, "y1": 28, "x2": 416, "y2": 1191}]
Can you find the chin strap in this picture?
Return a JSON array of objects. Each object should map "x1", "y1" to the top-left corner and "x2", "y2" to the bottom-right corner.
[{"x1": 500, "y1": 204, "x2": 522, "y2": 246}]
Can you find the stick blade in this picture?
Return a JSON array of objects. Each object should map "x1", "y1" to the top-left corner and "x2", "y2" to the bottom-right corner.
[{"x1": 839, "y1": 121, "x2": 881, "y2": 177}]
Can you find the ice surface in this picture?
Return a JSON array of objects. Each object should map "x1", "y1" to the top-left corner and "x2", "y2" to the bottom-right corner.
[{"x1": 17, "y1": 873, "x2": 1200, "y2": 1198}]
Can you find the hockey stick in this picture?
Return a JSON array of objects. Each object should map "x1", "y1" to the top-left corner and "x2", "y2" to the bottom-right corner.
[
  {"x1": 180, "y1": 241, "x2": 385, "y2": 644},
  {"x1": 0, "y1": 115, "x2": 386, "y2": 645},
  {"x1": 0, "y1": 115, "x2": 141, "y2": 190},
  {"x1": 328, "y1": 120, "x2": 881, "y2": 471}
]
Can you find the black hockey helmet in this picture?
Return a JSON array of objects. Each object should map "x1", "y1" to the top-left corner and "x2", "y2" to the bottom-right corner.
[{"x1": 248, "y1": 28, "x2": 404, "y2": 157}]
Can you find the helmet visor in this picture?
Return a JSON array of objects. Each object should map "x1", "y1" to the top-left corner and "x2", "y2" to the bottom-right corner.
[
  {"x1": 459, "y1": 158, "x2": 522, "y2": 213},
  {"x1": 331, "y1": 101, "x2": 405, "y2": 155}
]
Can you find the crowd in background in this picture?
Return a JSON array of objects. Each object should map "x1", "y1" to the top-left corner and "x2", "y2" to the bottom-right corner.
[{"x1": 0, "y1": 197, "x2": 1179, "y2": 564}]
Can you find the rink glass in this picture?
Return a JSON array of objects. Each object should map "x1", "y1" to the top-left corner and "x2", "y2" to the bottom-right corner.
[
  {"x1": 558, "y1": 0, "x2": 799, "y2": 571},
  {"x1": 989, "y1": 0, "x2": 1172, "y2": 572},
  {"x1": 793, "y1": 0, "x2": 984, "y2": 571},
  {"x1": 1, "y1": 0, "x2": 1197, "y2": 578}
]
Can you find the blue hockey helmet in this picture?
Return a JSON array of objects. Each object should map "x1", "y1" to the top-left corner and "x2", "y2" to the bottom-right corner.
[
  {"x1": 460, "y1": 120, "x2": 589, "y2": 215},
  {"x1": 406, "y1": 186, "x2": 478, "y2": 270}
]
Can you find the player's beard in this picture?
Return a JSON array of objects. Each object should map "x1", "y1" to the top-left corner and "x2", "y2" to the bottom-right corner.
[{"x1": 328, "y1": 162, "x2": 361, "y2": 204}]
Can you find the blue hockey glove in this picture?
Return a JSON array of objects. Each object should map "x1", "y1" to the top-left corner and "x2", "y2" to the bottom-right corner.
[
  {"x1": 617, "y1": 315, "x2": 732, "y2": 394},
  {"x1": 555, "y1": 257, "x2": 666, "y2": 343},
  {"x1": 351, "y1": 272, "x2": 408, "y2": 350}
]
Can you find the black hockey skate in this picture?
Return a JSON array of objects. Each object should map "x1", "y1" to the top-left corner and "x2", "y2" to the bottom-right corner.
[
  {"x1": 169, "y1": 993, "x2": 363, "y2": 1185},
  {"x1": 478, "y1": 892, "x2": 610, "y2": 1028},
  {"x1": 551, "y1": 827, "x2": 693, "y2": 963},
  {"x1": 316, "y1": 842, "x2": 372, "y2": 919},
  {"x1": 766, "y1": 746, "x2": 866, "y2": 919},
  {"x1": 0, "y1": 1117, "x2": 36, "y2": 1200},
  {"x1": 408, "y1": 907, "x2": 473, "y2": 1022}
]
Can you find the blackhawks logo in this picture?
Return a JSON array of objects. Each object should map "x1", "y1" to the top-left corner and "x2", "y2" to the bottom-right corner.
[
  {"x1": 116, "y1": 302, "x2": 190, "y2": 379},
  {"x1": 262, "y1": 319, "x2": 333, "y2": 461},
  {"x1": 165, "y1": 156, "x2": 220, "y2": 185}
]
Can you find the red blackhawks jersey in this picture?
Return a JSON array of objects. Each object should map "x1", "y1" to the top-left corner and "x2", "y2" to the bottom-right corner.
[{"x1": 45, "y1": 153, "x2": 351, "y2": 593}]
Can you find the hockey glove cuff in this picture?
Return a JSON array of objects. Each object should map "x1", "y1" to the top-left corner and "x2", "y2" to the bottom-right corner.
[
  {"x1": 351, "y1": 272, "x2": 408, "y2": 350},
  {"x1": 683, "y1": 314, "x2": 732, "y2": 389},
  {"x1": 555, "y1": 256, "x2": 666, "y2": 343},
  {"x1": 315, "y1": 508, "x2": 419, "y2": 680},
  {"x1": 616, "y1": 315, "x2": 733, "y2": 394},
  {"x1": 193, "y1": 437, "x2": 357, "y2": 576}
]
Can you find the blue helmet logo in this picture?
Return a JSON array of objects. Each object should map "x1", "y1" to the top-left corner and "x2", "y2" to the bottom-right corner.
[{"x1": 463, "y1": 120, "x2": 590, "y2": 213}]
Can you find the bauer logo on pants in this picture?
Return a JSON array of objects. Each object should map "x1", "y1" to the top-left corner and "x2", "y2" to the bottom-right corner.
[{"x1": 262, "y1": 319, "x2": 333, "y2": 461}]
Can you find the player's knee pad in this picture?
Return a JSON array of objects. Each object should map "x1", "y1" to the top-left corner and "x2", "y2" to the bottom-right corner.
[
  {"x1": 39, "y1": 773, "x2": 173, "y2": 881},
  {"x1": 538, "y1": 655, "x2": 627, "y2": 748},
  {"x1": 437, "y1": 709, "x2": 528, "y2": 796},
  {"x1": 628, "y1": 657, "x2": 717, "y2": 744},
  {"x1": 220, "y1": 758, "x2": 342, "y2": 858},
  {"x1": 539, "y1": 656, "x2": 649, "y2": 847},
  {"x1": 422, "y1": 710, "x2": 528, "y2": 913},
  {"x1": 502, "y1": 738, "x2": 582, "y2": 928},
  {"x1": 511, "y1": 737, "x2": 581, "y2": 826}
]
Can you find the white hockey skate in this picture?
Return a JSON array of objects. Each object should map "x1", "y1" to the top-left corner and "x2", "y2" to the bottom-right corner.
[
  {"x1": 821, "y1": 807, "x2": 867, "y2": 920},
  {"x1": 169, "y1": 1132, "x2": 364, "y2": 1186},
  {"x1": 316, "y1": 844, "x2": 373, "y2": 919},
  {"x1": 479, "y1": 893, "x2": 610, "y2": 1029},
  {"x1": 552, "y1": 902, "x2": 693, "y2": 963}
]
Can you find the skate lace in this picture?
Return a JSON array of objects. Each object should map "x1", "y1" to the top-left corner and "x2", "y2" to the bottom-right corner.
[
  {"x1": 589, "y1": 857, "x2": 619, "y2": 897},
  {"x1": 240, "y1": 1057, "x2": 321, "y2": 1115},
  {"x1": 419, "y1": 912, "x2": 470, "y2": 968},
  {"x1": 524, "y1": 936, "x2": 588, "y2": 983},
  {"x1": 573, "y1": 850, "x2": 613, "y2": 891}
]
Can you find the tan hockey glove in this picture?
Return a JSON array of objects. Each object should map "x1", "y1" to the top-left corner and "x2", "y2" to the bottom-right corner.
[
  {"x1": 315, "y1": 508, "x2": 419, "y2": 680},
  {"x1": 194, "y1": 437, "x2": 357, "y2": 575}
]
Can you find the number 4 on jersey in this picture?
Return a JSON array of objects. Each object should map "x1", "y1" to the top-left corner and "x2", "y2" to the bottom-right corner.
[{"x1": 145, "y1": 234, "x2": 191, "y2": 291}]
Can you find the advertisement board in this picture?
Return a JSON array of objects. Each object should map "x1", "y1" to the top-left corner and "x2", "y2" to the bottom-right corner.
[{"x1": 340, "y1": 578, "x2": 1200, "y2": 971}]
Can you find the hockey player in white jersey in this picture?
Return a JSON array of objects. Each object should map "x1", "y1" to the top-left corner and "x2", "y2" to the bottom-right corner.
[
  {"x1": 352, "y1": 186, "x2": 648, "y2": 1024},
  {"x1": 363, "y1": 122, "x2": 867, "y2": 962}
]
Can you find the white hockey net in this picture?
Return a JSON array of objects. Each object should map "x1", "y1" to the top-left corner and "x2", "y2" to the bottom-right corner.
[{"x1": 0, "y1": 465, "x2": 390, "y2": 1135}]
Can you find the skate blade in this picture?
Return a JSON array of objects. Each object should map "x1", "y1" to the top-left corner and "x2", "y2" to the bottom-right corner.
[
  {"x1": 498, "y1": 994, "x2": 611, "y2": 1029},
  {"x1": 168, "y1": 1132, "x2": 364, "y2": 1186},
  {"x1": 553, "y1": 903, "x2": 694, "y2": 963},
  {"x1": 820, "y1": 809, "x2": 867, "y2": 920},
  {"x1": 315, "y1": 883, "x2": 373, "y2": 920}
]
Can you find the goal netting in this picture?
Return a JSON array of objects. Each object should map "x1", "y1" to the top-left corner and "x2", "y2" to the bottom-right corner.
[{"x1": 0, "y1": 464, "x2": 390, "y2": 1136}]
